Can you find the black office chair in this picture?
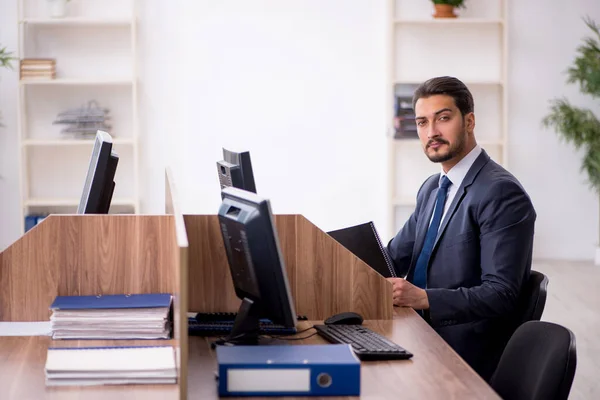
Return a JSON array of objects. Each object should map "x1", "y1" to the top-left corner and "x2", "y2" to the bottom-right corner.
[
  {"x1": 490, "y1": 321, "x2": 577, "y2": 400},
  {"x1": 516, "y1": 270, "x2": 549, "y2": 325}
]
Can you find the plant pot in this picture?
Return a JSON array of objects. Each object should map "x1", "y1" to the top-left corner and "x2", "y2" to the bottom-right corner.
[
  {"x1": 47, "y1": 0, "x2": 68, "y2": 18},
  {"x1": 433, "y1": 4, "x2": 457, "y2": 18}
]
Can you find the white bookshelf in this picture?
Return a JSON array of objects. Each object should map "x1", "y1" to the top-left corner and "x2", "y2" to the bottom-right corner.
[
  {"x1": 24, "y1": 198, "x2": 136, "y2": 207},
  {"x1": 16, "y1": 0, "x2": 140, "y2": 233},
  {"x1": 19, "y1": 78, "x2": 134, "y2": 86},
  {"x1": 387, "y1": 0, "x2": 508, "y2": 238},
  {"x1": 20, "y1": 17, "x2": 132, "y2": 26},
  {"x1": 22, "y1": 138, "x2": 135, "y2": 146},
  {"x1": 394, "y1": 18, "x2": 503, "y2": 25}
]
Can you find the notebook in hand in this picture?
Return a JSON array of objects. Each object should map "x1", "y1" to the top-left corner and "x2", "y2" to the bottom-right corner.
[
  {"x1": 45, "y1": 346, "x2": 177, "y2": 386},
  {"x1": 327, "y1": 221, "x2": 397, "y2": 278},
  {"x1": 50, "y1": 293, "x2": 172, "y2": 340}
]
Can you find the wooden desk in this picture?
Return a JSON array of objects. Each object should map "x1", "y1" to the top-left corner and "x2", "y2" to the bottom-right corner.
[
  {"x1": 188, "y1": 308, "x2": 501, "y2": 399},
  {"x1": 0, "y1": 309, "x2": 499, "y2": 399},
  {"x1": 0, "y1": 338, "x2": 180, "y2": 399}
]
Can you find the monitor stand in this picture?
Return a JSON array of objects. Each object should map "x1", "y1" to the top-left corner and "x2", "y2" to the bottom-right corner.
[{"x1": 210, "y1": 298, "x2": 274, "y2": 347}]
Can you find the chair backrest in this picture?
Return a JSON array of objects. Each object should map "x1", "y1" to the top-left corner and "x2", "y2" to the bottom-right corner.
[
  {"x1": 490, "y1": 321, "x2": 577, "y2": 400},
  {"x1": 516, "y1": 270, "x2": 549, "y2": 325}
]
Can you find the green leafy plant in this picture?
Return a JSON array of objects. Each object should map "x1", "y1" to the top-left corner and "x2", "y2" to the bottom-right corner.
[
  {"x1": 0, "y1": 45, "x2": 15, "y2": 70},
  {"x1": 0, "y1": 45, "x2": 16, "y2": 127},
  {"x1": 543, "y1": 16, "x2": 600, "y2": 193},
  {"x1": 432, "y1": 0, "x2": 466, "y2": 8}
]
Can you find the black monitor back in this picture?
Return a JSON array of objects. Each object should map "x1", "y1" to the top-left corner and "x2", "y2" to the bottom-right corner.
[
  {"x1": 216, "y1": 149, "x2": 257, "y2": 193},
  {"x1": 218, "y1": 187, "x2": 296, "y2": 335},
  {"x1": 77, "y1": 131, "x2": 119, "y2": 214}
]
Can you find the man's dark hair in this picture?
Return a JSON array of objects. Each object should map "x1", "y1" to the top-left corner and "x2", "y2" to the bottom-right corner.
[{"x1": 412, "y1": 76, "x2": 474, "y2": 116}]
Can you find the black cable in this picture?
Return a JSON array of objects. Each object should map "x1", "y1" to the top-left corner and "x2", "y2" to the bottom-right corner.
[
  {"x1": 265, "y1": 331, "x2": 319, "y2": 341},
  {"x1": 211, "y1": 326, "x2": 318, "y2": 347},
  {"x1": 268, "y1": 326, "x2": 315, "y2": 337}
]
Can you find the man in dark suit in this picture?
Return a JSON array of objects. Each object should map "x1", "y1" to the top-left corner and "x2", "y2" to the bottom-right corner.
[{"x1": 386, "y1": 76, "x2": 536, "y2": 381}]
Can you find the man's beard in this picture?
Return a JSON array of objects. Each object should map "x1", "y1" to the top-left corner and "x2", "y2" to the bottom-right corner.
[{"x1": 425, "y1": 130, "x2": 467, "y2": 163}]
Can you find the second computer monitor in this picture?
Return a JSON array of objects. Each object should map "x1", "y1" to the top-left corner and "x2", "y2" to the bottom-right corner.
[
  {"x1": 77, "y1": 130, "x2": 119, "y2": 214},
  {"x1": 217, "y1": 187, "x2": 296, "y2": 344},
  {"x1": 216, "y1": 148, "x2": 257, "y2": 193}
]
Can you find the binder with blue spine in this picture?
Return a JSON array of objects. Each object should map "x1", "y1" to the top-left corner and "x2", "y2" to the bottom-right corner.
[
  {"x1": 216, "y1": 344, "x2": 360, "y2": 397},
  {"x1": 50, "y1": 293, "x2": 172, "y2": 310},
  {"x1": 49, "y1": 293, "x2": 173, "y2": 340}
]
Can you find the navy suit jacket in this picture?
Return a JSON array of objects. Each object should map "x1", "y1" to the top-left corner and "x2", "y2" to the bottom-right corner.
[{"x1": 387, "y1": 149, "x2": 536, "y2": 381}]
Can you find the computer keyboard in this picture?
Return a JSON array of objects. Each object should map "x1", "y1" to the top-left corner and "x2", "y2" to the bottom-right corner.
[
  {"x1": 188, "y1": 312, "x2": 307, "y2": 336},
  {"x1": 313, "y1": 324, "x2": 413, "y2": 361}
]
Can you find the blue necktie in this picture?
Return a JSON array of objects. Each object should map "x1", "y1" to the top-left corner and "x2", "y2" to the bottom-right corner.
[{"x1": 412, "y1": 176, "x2": 452, "y2": 289}]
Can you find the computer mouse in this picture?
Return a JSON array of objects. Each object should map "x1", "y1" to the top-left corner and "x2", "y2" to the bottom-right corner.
[{"x1": 324, "y1": 311, "x2": 364, "y2": 325}]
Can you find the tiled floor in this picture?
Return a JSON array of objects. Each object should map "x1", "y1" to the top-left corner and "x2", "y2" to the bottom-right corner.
[{"x1": 534, "y1": 260, "x2": 600, "y2": 400}]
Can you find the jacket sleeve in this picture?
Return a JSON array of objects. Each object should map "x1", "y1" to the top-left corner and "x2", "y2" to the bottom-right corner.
[{"x1": 425, "y1": 180, "x2": 536, "y2": 325}]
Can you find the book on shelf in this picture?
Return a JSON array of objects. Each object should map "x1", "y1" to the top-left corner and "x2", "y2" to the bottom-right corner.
[
  {"x1": 24, "y1": 214, "x2": 48, "y2": 232},
  {"x1": 20, "y1": 58, "x2": 56, "y2": 80},
  {"x1": 394, "y1": 95, "x2": 417, "y2": 139},
  {"x1": 45, "y1": 346, "x2": 177, "y2": 386},
  {"x1": 49, "y1": 293, "x2": 173, "y2": 340}
]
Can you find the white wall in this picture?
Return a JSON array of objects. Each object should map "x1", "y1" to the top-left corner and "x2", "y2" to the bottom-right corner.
[
  {"x1": 0, "y1": 0, "x2": 20, "y2": 251},
  {"x1": 508, "y1": 0, "x2": 600, "y2": 260},
  {"x1": 2, "y1": 0, "x2": 600, "y2": 261},
  {"x1": 171, "y1": 0, "x2": 389, "y2": 236}
]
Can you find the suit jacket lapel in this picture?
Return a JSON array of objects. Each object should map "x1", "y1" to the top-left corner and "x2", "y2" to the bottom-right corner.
[{"x1": 433, "y1": 149, "x2": 491, "y2": 248}]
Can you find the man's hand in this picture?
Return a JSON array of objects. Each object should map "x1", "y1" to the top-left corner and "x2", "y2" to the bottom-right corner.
[{"x1": 386, "y1": 278, "x2": 430, "y2": 310}]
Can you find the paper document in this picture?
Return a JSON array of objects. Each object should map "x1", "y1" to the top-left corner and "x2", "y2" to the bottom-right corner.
[{"x1": 0, "y1": 321, "x2": 52, "y2": 336}]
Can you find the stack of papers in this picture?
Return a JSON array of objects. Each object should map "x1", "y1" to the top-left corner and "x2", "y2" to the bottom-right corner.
[
  {"x1": 45, "y1": 346, "x2": 177, "y2": 386},
  {"x1": 50, "y1": 294, "x2": 172, "y2": 340}
]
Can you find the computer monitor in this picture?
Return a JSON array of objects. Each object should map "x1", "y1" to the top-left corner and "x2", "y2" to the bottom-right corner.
[
  {"x1": 216, "y1": 187, "x2": 296, "y2": 345},
  {"x1": 77, "y1": 130, "x2": 119, "y2": 214},
  {"x1": 216, "y1": 148, "x2": 257, "y2": 193}
]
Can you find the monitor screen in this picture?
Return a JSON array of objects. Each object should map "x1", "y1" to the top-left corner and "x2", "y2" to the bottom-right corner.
[
  {"x1": 216, "y1": 148, "x2": 257, "y2": 193},
  {"x1": 77, "y1": 130, "x2": 119, "y2": 214},
  {"x1": 216, "y1": 187, "x2": 296, "y2": 344}
]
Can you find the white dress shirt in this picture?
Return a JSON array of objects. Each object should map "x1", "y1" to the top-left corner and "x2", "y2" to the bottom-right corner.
[{"x1": 433, "y1": 144, "x2": 482, "y2": 227}]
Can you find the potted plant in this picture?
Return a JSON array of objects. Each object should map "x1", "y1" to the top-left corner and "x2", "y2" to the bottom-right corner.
[
  {"x1": 47, "y1": 0, "x2": 71, "y2": 18},
  {"x1": 0, "y1": 45, "x2": 16, "y2": 127},
  {"x1": 431, "y1": 0, "x2": 466, "y2": 19},
  {"x1": 543, "y1": 17, "x2": 600, "y2": 263}
]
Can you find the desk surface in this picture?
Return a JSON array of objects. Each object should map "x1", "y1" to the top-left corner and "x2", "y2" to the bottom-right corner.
[
  {"x1": 188, "y1": 307, "x2": 501, "y2": 399},
  {"x1": 0, "y1": 338, "x2": 180, "y2": 399},
  {"x1": 0, "y1": 308, "x2": 500, "y2": 399}
]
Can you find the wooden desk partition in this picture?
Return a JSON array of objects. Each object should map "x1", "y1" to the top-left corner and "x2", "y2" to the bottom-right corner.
[
  {"x1": 0, "y1": 215, "x2": 177, "y2": 321},
  {"x1": 165, "y1": 167, "x2": 189, "y2": 399},
  {"x1": 0, "y1": 169, "x2": 189, "y2": 399},
  {"x1": 184, "y1": 214, "x2": 393, "y2": 320}
]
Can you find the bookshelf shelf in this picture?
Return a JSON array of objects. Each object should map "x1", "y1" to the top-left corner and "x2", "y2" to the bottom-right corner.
[
  {"x1": 394, "y1": 79, "x2": 503, "y2": 86},
  {"x1": 20, "y1": 17, "x2": 132, "y2": 26},
  {"x1": 392, "y1": 139, "x2": 505, "y2": 148},
  {"x1": 19, "y1": 78, "x2": 134, "y2": 86},
  {"x1": 25, "y1": 198, "x2": 136, "y2": 208},
  {"x1": 22, "y1": 138, "x2": 135, "y2": 147},
  {"x1": 394, "y1": 18, "x2": 503, "y2": 25}
]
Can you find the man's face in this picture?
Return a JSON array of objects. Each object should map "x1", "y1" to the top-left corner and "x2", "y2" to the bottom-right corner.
[{"x1": 414, "y1": 95, "x2": 473, "y2": 164}]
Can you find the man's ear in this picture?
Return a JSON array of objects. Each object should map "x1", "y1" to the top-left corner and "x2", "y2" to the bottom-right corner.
[{"x1": 465, "y1": 112, "x2": 475, "y2": 134}]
